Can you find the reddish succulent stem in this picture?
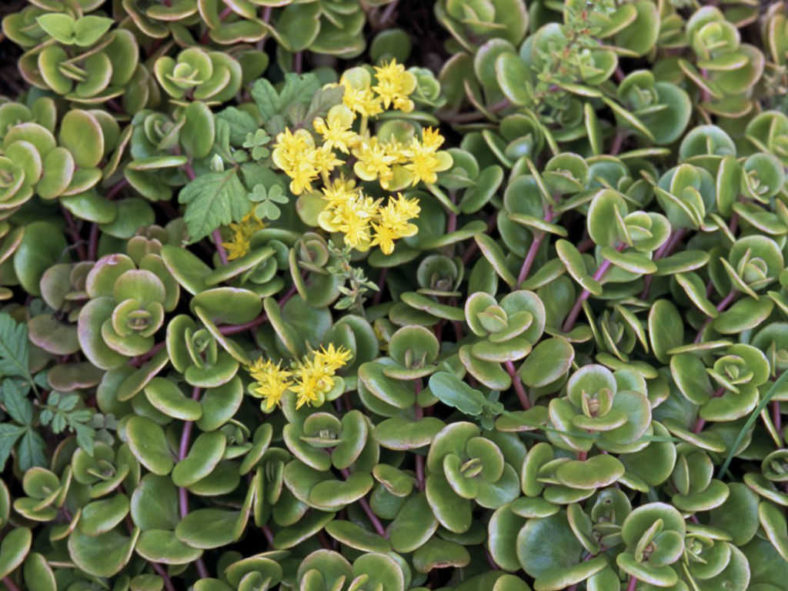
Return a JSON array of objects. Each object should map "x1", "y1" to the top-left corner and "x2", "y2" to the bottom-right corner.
[
  {"x1": 517, "y1": 208, "x2": 553, "y2": 286},
  {"x1": 373, "y1": 268, "x2": 388, "y2": 305},
  {"x1": 178, "y1": 388, "x2": 201, "y2": 518},
  {"x1": 62, "y1": 207, "x2": 87, "y2": 261},
  {"x1": 261, "y1": 524, "x2": 274, "y2": 545},
  {"x1": 177, "y1": 387, "x2": 210, "y2": 579},
  {"x1": 505, "y1": 360, "x2": 530, "y2": 409},
  {"x1": 694, "y1": 290, "x2": 738, "y2": 343},
  {"x1": 640, "y1": 229, "x2": 686, "y2": 299},
  {"x1": 218, "y1": 314, "x2": 268, "y2": 335},
  {"x1": 340, "y1": 468, "x2": 387, "y2": 537},
  {"x1": 106, "y1": 178, "x2": 129, "y2": 200},
  {"x1": 692, "y1": 387, "x2": 725, "y2": 433},
  {"x1": 379, "y1": 0, "x2": 399, "y2": 25},
  {"x1": 212, "y1": 229, "x2": 229, "y2": 265},
  {"x1": 130, "y1": 341, "x2": 166, "y2": 367},
  {"x1": 88, "y1": 222, "x2": 99, "y2": 261},
  {"x1": 151, "y1": 563, "x2": 176, "y2": 591},
  {"x1": 773, "y1": 400, "x2": 782, "y2": 440},
  {"x1": 562, "y1": 244, "x2": 624, "y2": 333},
  {"x1": 2, "y1": 577, "x2": 20, "y2": 591},
  {"x1": 438, "y1": 99, "x2": 511, "y2": 123},
  {"x1": 576, "y1": 237, "x2": 595, "y2": 253},
  {"x1": 610, "y1": 131, "x2": 626, "y2": 155},
  {"x1": 626, "y1": 575, "x2": 639, "y2": 591}
]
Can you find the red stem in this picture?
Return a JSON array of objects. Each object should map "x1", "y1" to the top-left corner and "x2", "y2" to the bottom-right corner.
[
  {"x1": 379, "y1": 0, "x2": 399, "y2": 25},
  {"x1": 372, "y1": 268, "x2": 388, "y2": 305},
  {"x1": 340, "y1": 468, "x2": 387, "y2": 537},
  {"x1": 694, "y1": 291, "x2": 738, "y2": 343},
  {"x1": 217, "y1": 314, "x2": 267, "y2": 335},
  {"x1": 610, "y1": 131, "x2": 626, "y2": 155},
  {"x1": 562, "y1": 245, "x2": 624, "y2": 333},
  {"x1": 106, "y1": 178, "x2": 129, "y2": 200},
  {"x1": 626, "y1": 575, "x2": 638, "y2": 591},
  {"x1": 212, "y1": 228, "x2": 229, "y2": 265},
  {"x1": 415, "y1": 454, "x2": 425, "y2": 491},
  {"x1": 130, "y1": 341, "x2": 166, "y2": 367},
  {"x1": 177, "y1": 387, "x2": 210, "y2": 580},
  {"x1": 88, "y1": 223, "x2": 99, "y2": 261},
  {"x1": 505, "y1": 360, "x2": 530, "y2": 409},
  {"x1": 518, "y1": 205, "x2": 554, "y2": 285},
  {"x1": 692, "y1": 387, "x2": 725, "y2": 433},
  {"x1": 151, "y1": 563, "x2": 176, "y2": 591},
  {"x1": 62, "y1": 207, "x2": 87, "y2": 261},
  {"x1": 773, "y1": 400, "x2": 782, "y2": 440},
  {"x1": 640, "y1": 229, "x2": 686, "y2": 299},
  {"x1": 2, "y1": 577, "x2": 20, "y2": 591},
  {"x1": 518, "y1": 232, "x2": 545, "y2": 286}
]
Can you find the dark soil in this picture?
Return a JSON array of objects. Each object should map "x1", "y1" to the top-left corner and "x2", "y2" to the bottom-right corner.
[{"x1": 0, "y1": 0, "x2": 26, "y2": 99}]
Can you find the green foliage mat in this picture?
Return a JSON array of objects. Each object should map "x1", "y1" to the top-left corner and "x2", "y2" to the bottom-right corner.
[{"x1": 0, "y1": 1, "x2": 787, "y2": 590}]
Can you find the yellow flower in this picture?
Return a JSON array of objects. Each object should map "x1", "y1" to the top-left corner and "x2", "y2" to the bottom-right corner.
[
  {"x1": 288, "y1": 159, "x2": 319, "y2": 195},
  {"x1": 371, "y1": 193, "x2": 420, "y2": 254},
  {"x1": 222, "y1": 227, "x2": 251, "y2": 261},
  {"x1": 290, "y1": 358, "x2": 334, "y2": 409},
  {"x1": 389, "y1": 192, "x2": 421, "y2": 221},
  {"x1": 339, "y1": 68, "x2": 383, "y2": 118},
  {"x1": 290, "y1": 345, "x2": 351, "y2": 409},
  {"x1": 321, "y1": 175, "x2": 358, "y2": 208},
  {"x1": 421, "y1": 127, "x2": 445, "y2": 151},
  {"x1": 272, "y1": 128, "x2": 319, "y2": 195},
  {"x1": 313, "y1": 144, "x2": 343, "y2": 176},
  {"x1": 370, "y1": 221, "x2": 398, "y2": 255},
  {"x1": 248, "y1": 358, "x2": 292, "y2": 412},
  {"x1": 405, "y1": 137, "x2": 453, "y2": 186},
  {"x1": 373, "y1": 59, "x2": 417, "y2": 113},
  {"x1": 383, "y1": 137, "x2": 410, "y2": 165},
  {"x1": 313, "y1": 343, "x2": 352, "y2": 372},
  {"x1": 353, "y1": 137, "x2": 396, "y2": 184},
  {"x1": 330, "y1": 194, "x2": 380, "y2": 250},
  {"x1": 222, "y1": 212, "x2": 265, "y2": 261},
  {"x1": 313, "y1": 105, "x2": 358, "y2": 153}
]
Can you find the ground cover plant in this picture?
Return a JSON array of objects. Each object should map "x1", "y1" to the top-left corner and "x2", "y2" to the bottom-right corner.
[{"x1": 0, "y1": 0, "x2": 786, "y2": 589}]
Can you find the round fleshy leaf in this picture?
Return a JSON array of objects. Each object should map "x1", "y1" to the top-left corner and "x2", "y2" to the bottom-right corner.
[
  {"x1": 59, "y1": 110, "x2": 104, "y2": 169},
  {"x1": 172, "y1": 431, "x2": 226, "y2": 488},
  {"x1": 144, "y1": 378, "x2": 202, "y2": 421},
  {"x1": 175, "y1": 509, "x2": 242, "y2": 549},
  {"x1": 136, "y1": 529, "x2": 205, "y2": 565},
  {"x1": 125, "y1": 416, "x2": 174, "y2": 476},
  {"x1": 79, "y1": 494, "x2": 130, "y2": 536},
  {"x1": 130, "y1": 474, "x2": 179, "y2": 531},
  {"x1": 68, "y1": 527, "x2": 139, "y2": 578},
  {"x1": 0, "y1": 527, "x2": 32, "y2": 579}
]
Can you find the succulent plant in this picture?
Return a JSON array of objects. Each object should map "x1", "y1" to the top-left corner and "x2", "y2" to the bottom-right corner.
[{"x1": 0, "y1": 1, "x2": 785, "y2": 590}]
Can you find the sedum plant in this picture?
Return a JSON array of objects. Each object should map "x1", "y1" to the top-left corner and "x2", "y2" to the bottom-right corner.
[{"x1": 0, "y1": 1, "x2": 786, "y2": 591}]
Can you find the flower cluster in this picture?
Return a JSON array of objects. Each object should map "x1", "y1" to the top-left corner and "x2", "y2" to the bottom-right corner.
[
  {"x1": 271, "y1": 60, "x2": 451, "y2": 255},
  {"x1": 221, "y1": 212, "x2": 265, "y2": 261},
  {"x1": 247, "y1": 344, "x2": 352, "y2": 410}
]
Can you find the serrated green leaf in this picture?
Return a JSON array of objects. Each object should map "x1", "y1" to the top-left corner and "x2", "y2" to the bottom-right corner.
[
  {"x1": 0, "y1": 314, "x2": 30, "y2": 381},
  {"x1": 17, "y1": 429, "x2": 46, "y2": 471},
  {"x1": 2, "y1": 380, "x2": 32, "y2": 425},
  {"x1": 0, "y1": 423, "x2": 25, "y2": 470},
  {"x1": 178, "y1": 169, "x2": 250, "y2": 243}
]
